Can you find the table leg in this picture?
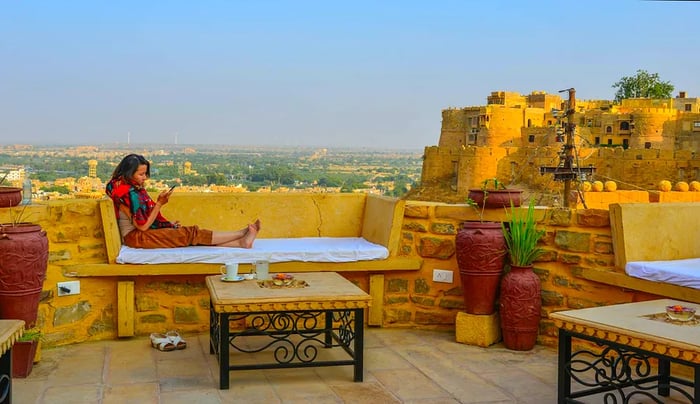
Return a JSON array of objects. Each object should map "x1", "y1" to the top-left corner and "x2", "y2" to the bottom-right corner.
[
  {"x1": 557, "y1": 328, "x2": 572, "y2": 404},
  {"x1": 657, "y1": 358, "x2": 670, "y2": 397},
  {"x1": 209, "y1": 302, "x2": 215, "y2": 355},
  {"x1": 0, "y1": 348, "x2": 10, "y2": 404},
  {"x1": 324, "y1": 311, "x2": 333, "y2": 347},
  {"x1": 694, "y1": 365, "x2": 699, "y2": 404},
  {"x1": 219, "y1": 313, "x2": 230, "y2": 390},
  {"x1": 353, "y1": 308, "x2": 364, "y2": 382}
]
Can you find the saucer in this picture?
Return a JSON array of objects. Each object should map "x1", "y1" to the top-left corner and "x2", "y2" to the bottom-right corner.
[{"x1": 221, "y1": 275, "x2": 245, "y2": 282}]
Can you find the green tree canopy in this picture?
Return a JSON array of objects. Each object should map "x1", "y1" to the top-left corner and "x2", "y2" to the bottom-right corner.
[{"x1": 612, "y1": 69, "x2": 674, "y2": 102}]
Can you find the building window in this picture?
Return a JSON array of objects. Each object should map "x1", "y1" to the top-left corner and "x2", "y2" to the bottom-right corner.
[
  {"x1": 620, "y1": 122, "x2": 630, "y2": 131},
  {"x1": 594, "y1": 137, "x2": 600, "y2": 145},
  {"x1": 694, "y1": 121, "x2": 700, "y2": 131},
  {"x1": 686, "y1": 104, "x2": 692, "y2": 112},
  {"x1": 606, "y1": 126, "x2": 612, "y2": 133},
  {"x1": 528, "y1": 135, "x2": 535, "y2": 143},
  {"x1": 547, "y1": 120, "x2": 552, "y2": 126},
  {"x1": 607, "y1": 139, "x2": 613, "y2": 145},
  {"x1": 527, "y1": 119, "x2": 531, "y2": 128},
  {"x1": 645, "y1": 142, "x2": 652, "y2": 149},
  {"x1": 622, "y1": 139, "x2": 629, "y2": 149}
]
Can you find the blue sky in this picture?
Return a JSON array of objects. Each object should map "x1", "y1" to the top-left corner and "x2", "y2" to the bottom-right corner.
[{"x1": 1, "y1": 0, "x2": 698, "y2": 149}]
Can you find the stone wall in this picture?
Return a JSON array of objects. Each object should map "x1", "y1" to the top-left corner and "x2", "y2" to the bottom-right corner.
[{"x1": 0, "y1": 194, "x2": 687, "y2": 349}]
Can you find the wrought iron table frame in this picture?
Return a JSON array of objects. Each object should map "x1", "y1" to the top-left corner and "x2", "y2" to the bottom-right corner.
[
  {"x1": 205, "y1": 272, "x2": 370, "y2": 390},
  {"x1": 209, "y1": 305, "x2": 364, "y2": 389},
  {"x1": 557, "y1": 328, "x2": 699, "y2": 404}
]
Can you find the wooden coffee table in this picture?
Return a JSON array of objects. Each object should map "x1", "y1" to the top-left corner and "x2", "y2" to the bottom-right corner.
[
  {"x1": 550, "y1": 299, "x2": 700, "y2": 403},
  {"x1": 206, "y1": 272, "x2": 371, "y2": 389}
]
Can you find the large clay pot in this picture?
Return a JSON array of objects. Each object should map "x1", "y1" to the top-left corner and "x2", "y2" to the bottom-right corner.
[
  {"x1": 499, "y1": 265, "x2": 541, "y2": 351},
  {"x1": 0, "y1": 187, "x2": 22, "y2": 208},
  {"x1": 455, "y1": 222, "x2": 506, "y2": 314},
  {"x1": 467, "y1": 189, "x2": 523, "y2": 209},
  {"x1": 0, "y1": 223, "x2": 49, "y2": 328}
]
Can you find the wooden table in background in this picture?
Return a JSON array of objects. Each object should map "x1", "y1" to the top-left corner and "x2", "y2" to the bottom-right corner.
[
  {"x1": 0, "y1": 320, "x2": 25, "y2": 404},
  {"x1": 551, "y1": 299, "x2": 700, "y2": 404},
  {"x1": 206, "y1": 272, "x2": 371, "y2": 389}
]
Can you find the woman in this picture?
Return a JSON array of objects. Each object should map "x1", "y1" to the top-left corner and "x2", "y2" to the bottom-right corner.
[{"x1": 106, "y1": 153, "x2": 259, "y2": 249}]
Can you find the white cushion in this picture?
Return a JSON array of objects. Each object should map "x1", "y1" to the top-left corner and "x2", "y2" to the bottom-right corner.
[
  {"x1": 625, "y1": 258, "x2": 700, "y2": 289},
  {"x1": 116, "y1": 237, "x2": 389, "y2": 264}
]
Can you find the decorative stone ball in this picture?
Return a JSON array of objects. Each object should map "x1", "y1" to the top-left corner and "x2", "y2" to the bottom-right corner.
[
  {"x1": 690, "y1": 181, "x2": 700, "y2": 192},
  {"x1": 658, "y1": 180, "x2": 672, "y2": 192},
  {"x1": 675, "y1": 181, "x2": 689, "y2": 192},
  {"x1": 604, "y1": 181, "x2": 617, "y2": 192},
  {"x1": 581, "y1": 181, "x2": 592, "y2": 192},
  {"x1": 591, "y1": 181, "x2": 604, "y2": 192}
]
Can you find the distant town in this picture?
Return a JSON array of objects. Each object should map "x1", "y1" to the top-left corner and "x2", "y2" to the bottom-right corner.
[{"x1": 0, "y1": 144, "x2": 423, "y2": 201}]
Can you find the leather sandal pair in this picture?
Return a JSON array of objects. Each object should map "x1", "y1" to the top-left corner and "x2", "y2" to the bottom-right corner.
[{"x1": 150, "y1": 331, "x2": 187, "y2": 351}]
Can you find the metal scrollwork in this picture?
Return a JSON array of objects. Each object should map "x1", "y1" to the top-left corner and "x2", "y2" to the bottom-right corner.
[
  {"x1": 225, "y1": 310, "x2": 356, "y2": 366},
  {"x1": 567, "y1": 345, "x2": 694, "y2": 403}
]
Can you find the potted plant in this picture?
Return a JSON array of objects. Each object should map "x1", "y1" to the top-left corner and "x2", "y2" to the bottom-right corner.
[
  {"x1": 455, "y1": 185, "x2": 507, "y2": 315},
  {"x1": 0, "y1": 204, "x2": 49, "y2": 329},
  {"x1": 499, "y1": 198, "x2": 545, "y2": 351},
  {"x1": 468, "y1": 178, "x2": 523, "y2": 209},
  {"x1": 12, "y1": 327, "x2": 42, "y2": 378},
  {"x1": 0, "y1": 174, "x2": 22, "y2": 208}
]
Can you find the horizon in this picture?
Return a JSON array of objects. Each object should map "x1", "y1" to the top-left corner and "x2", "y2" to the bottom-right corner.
[{"x1": 2, "y1": 0, "x2": 698, "y2": 149}]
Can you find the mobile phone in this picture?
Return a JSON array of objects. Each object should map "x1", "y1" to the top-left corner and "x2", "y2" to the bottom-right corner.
[{"x1": 169, "y1": 184, "x2": 178, "y2": 192}]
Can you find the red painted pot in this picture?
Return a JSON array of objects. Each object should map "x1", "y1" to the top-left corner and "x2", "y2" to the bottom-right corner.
[
  {"x1": 467, "y1": 189, "x2": 523, "y2": 209},
  {"x1": 455, "y1": 222, "x2": 506, "y2": 315},
  {"x1": 0, "y1": 223, "x2": 49, "y2": 328},
  {"x1": 499, "y1": 264, "x2": 541, "y2": 351},
  {"x1": 0, "y1": 187, "x2": 22, "y2": 208},
  {"x1": 12, "y1": 340, "x2": 38, "y2": 378}
]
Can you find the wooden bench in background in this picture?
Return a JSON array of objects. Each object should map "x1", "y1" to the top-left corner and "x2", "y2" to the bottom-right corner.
[
  {"x1": 575, "y1": 202, "x2": 700, "y2": 303},
  {"x1": 63, "y1": 193, "x2": 422, "y2": 336}
]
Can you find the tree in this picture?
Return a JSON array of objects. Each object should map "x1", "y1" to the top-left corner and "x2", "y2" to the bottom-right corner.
[{"x1": 612, "y1": 69, "x2": 674, "y2": 102}]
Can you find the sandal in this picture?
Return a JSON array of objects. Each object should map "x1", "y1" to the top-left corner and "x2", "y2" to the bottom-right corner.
[
  {"x1": 150, "y1": 333, "x2": 176, "y2": 352},
  {"x1": 166, "y1": 330, "x2": 187, "y2": 350}
]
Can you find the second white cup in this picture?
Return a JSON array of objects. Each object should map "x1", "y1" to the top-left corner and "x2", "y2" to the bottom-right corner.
[{"x1": 220, "y1": 262, "x2": 239, "y2": 279}]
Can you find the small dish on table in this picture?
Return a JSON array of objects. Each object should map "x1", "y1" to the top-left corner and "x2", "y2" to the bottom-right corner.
[
  {"x1": 272, "y1": 273, "x2": 294, "y2": 286},
  {"x1": 665, "y1": 305, "x2": 696, "y2": 322}
]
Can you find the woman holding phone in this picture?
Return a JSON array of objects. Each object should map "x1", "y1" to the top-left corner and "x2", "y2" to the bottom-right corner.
[{"x1": 106, "y1": 153, "x2": 259, "y2": 249}]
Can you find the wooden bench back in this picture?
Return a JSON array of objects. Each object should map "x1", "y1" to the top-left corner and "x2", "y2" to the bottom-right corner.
[{"x1": 610, "y1": 202, "x2": 700, "y2": 268}]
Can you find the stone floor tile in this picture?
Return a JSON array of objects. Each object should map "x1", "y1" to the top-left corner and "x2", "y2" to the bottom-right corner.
[
  {"x1": 10, "y1": 379, "x2": 46, "y2": 403},
  {"x1": 364, "y1": 346, "x2": 415, "y2": 371},
  {"x1": 41, "y1": 384, "x2": 102, "y2": 403},
  {"x1": 388, "y1": 345, "x2": 513, "y2": 403},
  {"x1": 328, "y1": 381, "x2": 401, "y2": 404},
  {"x1": 160, "y1": 389, "x2": 223, "y2": 404},
  {"x1": 478, "y1": 367, "x2": 557, "y2": 404},
  {"x1": 102, "y1": 383, "x2": 158, "y2": 404},
  {"x1": 371, "y1": 368, "x2": 451, "y2": 401}
]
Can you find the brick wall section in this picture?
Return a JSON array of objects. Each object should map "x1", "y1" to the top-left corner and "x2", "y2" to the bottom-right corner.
[{"x1": 396, "y1": 200, "x2": 662, "y2": 347}]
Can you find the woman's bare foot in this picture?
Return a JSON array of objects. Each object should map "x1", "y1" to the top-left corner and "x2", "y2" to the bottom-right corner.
[
  {"x1": 253, "y1": 219, "x2": 261, "y2": 231},
  {"x1": 241, "y1": 223, "x2": 258, "y2": 248}
]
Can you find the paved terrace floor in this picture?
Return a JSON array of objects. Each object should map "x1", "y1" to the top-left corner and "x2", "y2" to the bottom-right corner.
[{"x1": 12, "y1": 328, "x2": 693, "y2": 403}]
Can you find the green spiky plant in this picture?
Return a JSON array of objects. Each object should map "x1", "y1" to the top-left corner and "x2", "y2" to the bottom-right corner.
[{"x1": 502, "y1": 198, "x2": 545, "y2": 267}]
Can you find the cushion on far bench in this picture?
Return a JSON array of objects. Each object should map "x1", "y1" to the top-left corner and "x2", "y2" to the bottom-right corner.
[
  {"x1": 116, "y1": 237, "x2": 389, "y2": 264},
  {"x1": 625, "y1": 258, "x2": 700, "y2": 289}
]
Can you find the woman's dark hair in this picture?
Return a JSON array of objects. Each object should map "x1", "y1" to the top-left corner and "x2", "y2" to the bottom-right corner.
[{"x1": 111, "y1": 154, "x2": 150, "y2": 180}]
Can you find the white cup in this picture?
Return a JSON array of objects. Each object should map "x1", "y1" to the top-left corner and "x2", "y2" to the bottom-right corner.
[
  {"x1": 254, "y1": 260, "x2": 269, "y2": 280},
  {"x1": 220, "y1": 262, "x2": 239, "y2": 279}
]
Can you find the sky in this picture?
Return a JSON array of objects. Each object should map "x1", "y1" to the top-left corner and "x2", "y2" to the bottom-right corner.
[{"x1": 1, "y1": 0, "x2": 698, "y2": 150}]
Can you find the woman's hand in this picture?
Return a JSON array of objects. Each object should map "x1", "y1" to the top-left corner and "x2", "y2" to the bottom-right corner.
[{"x1": 156, "y1": 190, "x2": 171, "y2": 205}]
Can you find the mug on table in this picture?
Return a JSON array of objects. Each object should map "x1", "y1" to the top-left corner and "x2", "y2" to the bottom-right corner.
[
  {"x1": 220, "y1": 262, "x2": 239, "y2": 279},
  {"x1": 253, "y1": 260, "x2": 269, "y2": 280}
]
